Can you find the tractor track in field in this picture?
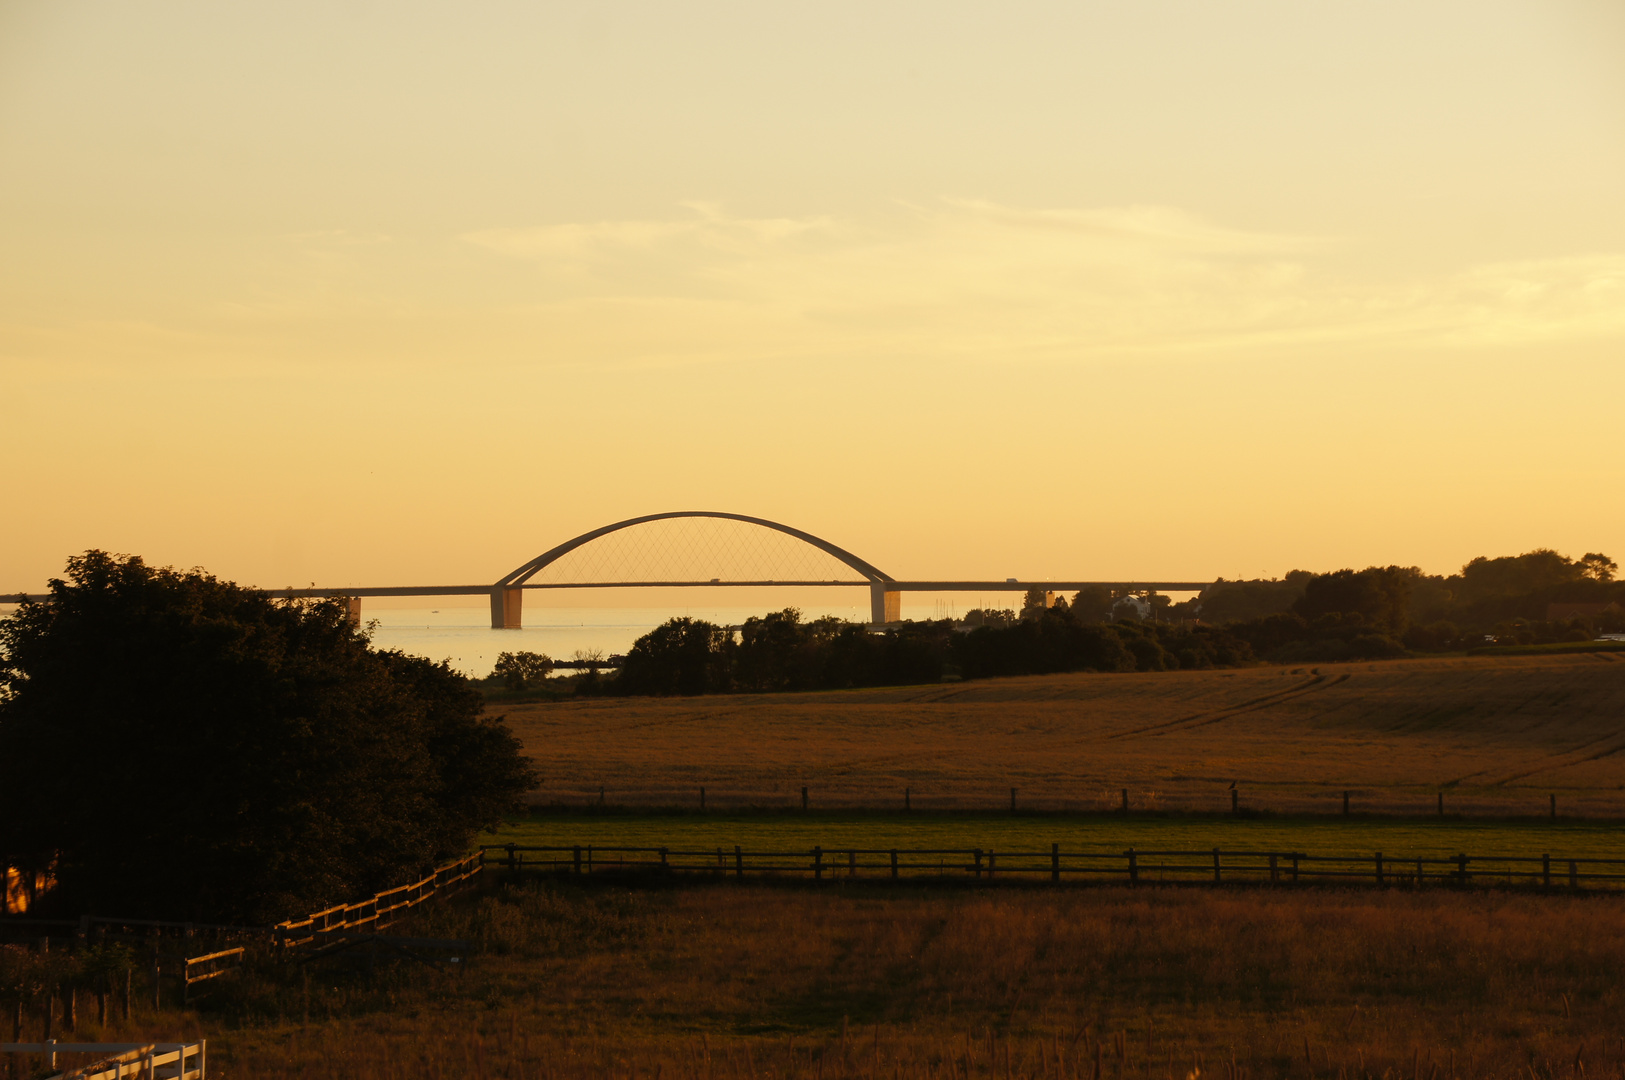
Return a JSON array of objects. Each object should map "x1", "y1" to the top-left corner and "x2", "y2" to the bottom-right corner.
[{"x1": 1109, "y1": 673, "x2": 1352, "y2": 740}]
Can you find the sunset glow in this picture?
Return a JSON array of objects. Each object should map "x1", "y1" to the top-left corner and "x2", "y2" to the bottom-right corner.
[{"x1": 3, "y1": 0, "x2": 1623, "y2": 593}]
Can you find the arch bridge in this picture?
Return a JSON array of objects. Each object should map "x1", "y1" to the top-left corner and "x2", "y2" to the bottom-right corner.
[{"x1": 9, "y1": 511, "x2": 1210, "y2": 627}]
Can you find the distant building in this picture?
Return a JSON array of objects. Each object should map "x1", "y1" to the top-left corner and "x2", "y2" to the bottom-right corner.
[
  {"x1": 1113, "y1": 595, "x2": 1152, "y2": 621},
  {"x1": 1546, "y1": 601, "x2": 1620, "y2": 621}
]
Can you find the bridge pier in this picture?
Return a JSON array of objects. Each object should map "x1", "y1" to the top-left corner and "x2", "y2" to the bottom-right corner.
[
  {"x1": 490, "y1": 587, "x2": 523, "y2": 630},
  {"x1": 345, "y1": 597, "x2": 362, "y2": 625},
  {"x1": 869, "y1": 582, "x2": 902, "y2": 625}
]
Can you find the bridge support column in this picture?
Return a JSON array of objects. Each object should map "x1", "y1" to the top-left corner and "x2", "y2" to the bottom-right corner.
[
  {"x1": 344, "y1": 597, "x2": 362, "y2": 625},
  {"x1": 490, "y1": 587, "x2": 523, "y2": 630},
  {"x1": 869, "y1": 582, "x2": 902, "y2": 625}
]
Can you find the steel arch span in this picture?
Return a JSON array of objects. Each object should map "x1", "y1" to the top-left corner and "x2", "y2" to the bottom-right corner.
[{"x1": 489, "y1": 511, "x2": 898, "y2": 628}]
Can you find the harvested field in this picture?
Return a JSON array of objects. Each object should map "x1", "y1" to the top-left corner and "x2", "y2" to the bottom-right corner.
[
  {"x1": 157, "y1": 880, "x2": 1625, "y2": 1080},
  {"x1": 498, "y1": 653, "x2": 1625, "y2": 817}
]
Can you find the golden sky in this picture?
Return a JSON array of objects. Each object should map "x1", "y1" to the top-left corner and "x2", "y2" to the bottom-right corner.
[{"x1": 3, "y1": 0, "x2": 1623, "y2": 595}]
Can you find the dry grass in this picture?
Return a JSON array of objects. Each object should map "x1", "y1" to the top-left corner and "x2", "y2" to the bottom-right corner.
[
  {"x1": 497, "y1": 654, "x2": 1625, "y2": 816},
  {"x1": 89, "y1": 879, "x2": 1625, "y2": 1080}
]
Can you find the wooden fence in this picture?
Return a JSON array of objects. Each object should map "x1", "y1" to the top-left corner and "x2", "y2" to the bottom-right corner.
[
  {"x1": 272, "y1": 851, "x2": 484, "y2": 950},
  {"x1": 0, "y1": 1041, "x2": 203, "y2": 1080},
  {"x1": 483, "y1": 844, "x2": 1625, "y2": 889}
]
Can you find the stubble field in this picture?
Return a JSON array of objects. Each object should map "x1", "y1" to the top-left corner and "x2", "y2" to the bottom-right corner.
[
  {"x1": 496, "y1": 653, "x2": 1625, "y2": 820},
  {"x1": 125, "y1": 880, "x2": 1625, "y2": 1080}
]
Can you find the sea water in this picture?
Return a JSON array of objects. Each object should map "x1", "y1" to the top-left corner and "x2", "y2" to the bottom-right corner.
[{"x1": 366, "y1": 602, "x2": 886, "y2": 679}]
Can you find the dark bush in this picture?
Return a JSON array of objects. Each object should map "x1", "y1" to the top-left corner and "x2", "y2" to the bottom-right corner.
[{"x1": 0, "y1": 552, "x2": 536, "y2": 924}]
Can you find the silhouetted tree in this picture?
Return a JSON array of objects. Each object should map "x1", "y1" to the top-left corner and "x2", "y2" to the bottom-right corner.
[
  {"x1": 1068, "y1": 586, "x2": 1114, "y2": 623},
  {"x1": 1457, "y1": 550, "x2": 1584, "y2": 605},
  {"x1": 0, "y1": 552, "x2": 536, "y2": 924},
  {"x1": 1197, "y1": 572, "x2": 1312, "y2": 623},
  {"x1": 1293, "y1": 566, "x2": 1412, "y2": 637},
  {"x1": 618, "y1": 617, "x2": 731, "y2": 695},
  {"x1": 1020, "y1": 588, "x2": 1050, "y2": 619},
  {"x1": 1580, "y1": 553, "x2": 1618, "y2": 582},
  {"x1": 735, "y1": 608, "x2": 814, "y2": 691},
  {"x1": 493, "y1": 650, "x2": 554, "y2": 690}
]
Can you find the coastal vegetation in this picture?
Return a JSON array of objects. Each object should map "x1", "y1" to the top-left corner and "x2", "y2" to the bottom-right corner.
[{"x1": 501, "y1": 547, "x2": 1624, "y2": 698}]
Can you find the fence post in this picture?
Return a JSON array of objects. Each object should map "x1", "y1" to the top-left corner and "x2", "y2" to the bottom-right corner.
[
  {"x1": 1291, "y1": 854, "x2": 1300, "y2": 883},
  {"x1": 1375, "y1": 852, "x2": 1384, "y2": 886},
  {"x1": 891, "y1": 850, "x2": 898, "y2": 880},
  {"x1": 1455, "y1": 854, "x2": 1468, "y2": 886},
  {"x1": 1269, "y1": 853, "x2": 1278, "y2": 884},
  {"x1": 660, "y1": 847, "x2": 669, "y2": 870},
  {"x1": 813, "y1": 846, "x2": 823, "y2": 881},
  {"x1": 1052, "y1": 843, "x2": 1060, "y2": 883},
  {"x1": 1120, "y1": 789, "x2": 1128, "y2": 813},
  {"x1": 1212, "y1": 848, "x2": 1221, "y2": 883},
  {"x1": 1127, "y1": 848, "x2": 1138, "y2": 885},
  {"x1": 506, "y1": 844, "x2": 516, "y2": 873},
  {"x1": 1570, "y1": 860, "x2": 1579, "y2": 889},
  {"x1": 1543, "y1": 854, "x2": 1551, "y2": 889},
  {"x1": 735, "y1": 846, "x2": 743, "y2": 879}
]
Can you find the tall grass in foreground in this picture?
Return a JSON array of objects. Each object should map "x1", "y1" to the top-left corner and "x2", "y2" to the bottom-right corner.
[{"x1": 104, "y1": 883, "x2": 1625, "y2": 1079}]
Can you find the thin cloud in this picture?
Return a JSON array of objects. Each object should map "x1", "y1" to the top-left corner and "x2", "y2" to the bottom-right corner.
[
  {"x1": 345, "y1": 202, "x2": 1625, "y2": 369},
  {"x1": 936, "y1": 198, "x2": 1325, "y2": 253},
  {"x1": 463, "y1": 206, "x2": 834, "y2": 261}
]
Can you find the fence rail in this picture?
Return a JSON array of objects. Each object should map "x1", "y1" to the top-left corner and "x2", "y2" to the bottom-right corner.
[
  {"x1": 273, "y1": 851, "x2": 484, "y2": 950},
  {"x1": 1, "y1": 1041, "x2": 203, "y2": 1080},
  {"x1": 481, "y1": 844, "x2": 1625, "y2": 889}
]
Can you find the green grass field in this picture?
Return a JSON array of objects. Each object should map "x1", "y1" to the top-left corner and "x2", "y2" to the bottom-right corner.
[{"x1": 481, "y1": 809, "x2": 1625, "y2": 861}]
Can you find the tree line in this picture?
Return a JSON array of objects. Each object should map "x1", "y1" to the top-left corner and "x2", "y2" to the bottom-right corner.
[{"x1": 506, "y1": 546, "x2": 1621, "y2": 697}]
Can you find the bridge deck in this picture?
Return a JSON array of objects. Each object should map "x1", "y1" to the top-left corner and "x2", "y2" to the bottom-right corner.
[{"x1": 5, "y1": 581, "x2": 1211, "y2": 605}]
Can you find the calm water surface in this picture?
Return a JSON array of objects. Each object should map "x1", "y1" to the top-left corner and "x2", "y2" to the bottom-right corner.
[{"x1": 367, "y1": 603, "x2": 876, "y2": 678}]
